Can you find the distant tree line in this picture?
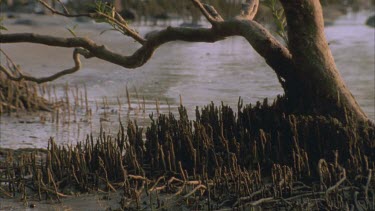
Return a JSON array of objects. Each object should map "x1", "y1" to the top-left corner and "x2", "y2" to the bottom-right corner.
[{"x1": 2, "y1": 0, "x2": 374, "y2": 24}]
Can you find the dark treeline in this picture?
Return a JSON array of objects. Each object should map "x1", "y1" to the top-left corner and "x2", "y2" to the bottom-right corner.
[
  {"x1": 2, "y1": 0, "x2": 374, "y2": 23},
  {"x1": 62, "y1": 0, "x2": 244, "y2": 25},
  {"x1": 1, "y1": 0, "x2": 242, "y2": 18}
]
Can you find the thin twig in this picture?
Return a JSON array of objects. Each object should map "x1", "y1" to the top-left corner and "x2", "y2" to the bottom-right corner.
[
  {"x1": 183, "y1": 184, "x2": 206, "y2": 198},
  {"x1": 364, "y1": 169, "x2": 372, "y2": 206},
  {"x1": 233, "y1": 187, "x2": 265, "y2": 207},
  {"x1": 190, "y1": 0, "x2": 223, "y2": 24},
  {"x1": 37, "y1": 0, "x2": 145, "y2": 44},
  {"x1": 248, "y1": 197, "x2": 274, "y2": 206},
  {"x1": 148, "y1": 176, "x2": 165, "y2": 192},
  {"x1": 325, "y1": 169, "x2": 346, "y2": 198},
  {"x1": 55, "y1": 0, "x2": 70, "y2": 15}
]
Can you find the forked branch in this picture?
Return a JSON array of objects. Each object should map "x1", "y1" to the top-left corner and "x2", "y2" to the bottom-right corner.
[{"x1": 0, "y1": 0, "x2": 292, "y2": 84}]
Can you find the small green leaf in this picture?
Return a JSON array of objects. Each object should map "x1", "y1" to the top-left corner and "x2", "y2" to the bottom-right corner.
[
  {"x1": 66, "y1": 24, "x2": 78, "y2": 37},
  {"x1": 262, "y1": 0, "x2": 288, "y2": 44},
  {"x1": 0, "y1": 25, "x2": 8, "y2": 31},
  {"x1": 67, "y1": 28, "x2": 76, "y2": 37},
  {"x1": 99, "y1": 28, "x2": 117, "y2": 35},
  {"x1": 0, "y1": 17, "x2": 7, "y2": 31}
]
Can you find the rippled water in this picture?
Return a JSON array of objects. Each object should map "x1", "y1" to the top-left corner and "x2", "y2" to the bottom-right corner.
[{"x1": 0, "y1": 12, "x2": 374, "y2": 149}]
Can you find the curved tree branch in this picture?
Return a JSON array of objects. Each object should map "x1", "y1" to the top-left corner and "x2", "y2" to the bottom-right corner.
[
  {"x1": 0, "y1": 48, "x2": 91, "y2": 84},
  {"x1": 0, "y1": 0, "x2": 293, "y2": 84},
  {"x1": 0, "y1": 19, "x2": 292, "y2": 81}
]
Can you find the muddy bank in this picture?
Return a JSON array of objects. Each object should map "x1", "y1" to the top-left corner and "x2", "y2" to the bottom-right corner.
[
  {"x1": 1, "y1": 192, "x2": 123, "y2": 211},
  {"x1": 1, "y1": 100, "x2": 374, "y2": 210}
]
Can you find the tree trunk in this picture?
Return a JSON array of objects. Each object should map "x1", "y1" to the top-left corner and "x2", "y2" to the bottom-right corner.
[
  {"x1": 0, "y1": 0, "x2": 370, "y2": 124},
  {"x1": 279, "y1": 0, "x2": 368, "y2": 123}
]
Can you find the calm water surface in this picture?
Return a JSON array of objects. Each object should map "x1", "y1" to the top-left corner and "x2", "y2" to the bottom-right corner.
[{"x1": 0, "y1": 12, "x2": 374, "y2": 149}]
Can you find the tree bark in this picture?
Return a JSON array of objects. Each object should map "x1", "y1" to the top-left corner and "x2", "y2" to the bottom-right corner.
[{"x1": 279, "y1": 0, "x2": 368, "y2": 122}]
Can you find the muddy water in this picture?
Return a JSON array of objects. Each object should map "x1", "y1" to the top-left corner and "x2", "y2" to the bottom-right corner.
[{"x1": 0, "y1": 12, "x2": 374, "y2": 149}]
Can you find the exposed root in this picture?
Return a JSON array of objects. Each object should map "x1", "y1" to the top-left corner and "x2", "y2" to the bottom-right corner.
[{"x1": 1, "y1": 99, "x2": 374, "y2": 210}]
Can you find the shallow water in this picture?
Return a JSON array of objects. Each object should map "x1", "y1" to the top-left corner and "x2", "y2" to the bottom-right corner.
[{"x1": 0, "y1": 12, "x2": 374, "y2": 149}]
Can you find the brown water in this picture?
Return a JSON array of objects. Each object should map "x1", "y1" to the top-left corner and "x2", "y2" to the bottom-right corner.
[{"x1": 0, "y1": 12, "x2": 374, "y2": 149}]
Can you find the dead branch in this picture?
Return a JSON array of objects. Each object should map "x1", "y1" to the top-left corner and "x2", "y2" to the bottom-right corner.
[
  {"x1": 128, "y1": 174, "x2": 151, "y2": 183},
  {"x1": 248, "y1": 197, "x2": 274, "y2": 206},
  {"x1": 233, "y1": 186, "x2": 265, "y2": 207},
  {"x1": 364, "y1": 169, "x2": 372, "y2": 206},
  {"x1": 148, "y1": 176, "x2": 165, "y2": 192},
  {"x1": 325, "y1": 169, "x2": 346, "y2": 198},
  {"x1": 183, "y1": 184, "x2": 207, "y2": 198}
]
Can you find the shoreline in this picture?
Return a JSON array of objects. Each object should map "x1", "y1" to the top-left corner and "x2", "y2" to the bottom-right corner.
[{"x1": 0, "y1": 10, "x2": 374, "y2": 149}]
